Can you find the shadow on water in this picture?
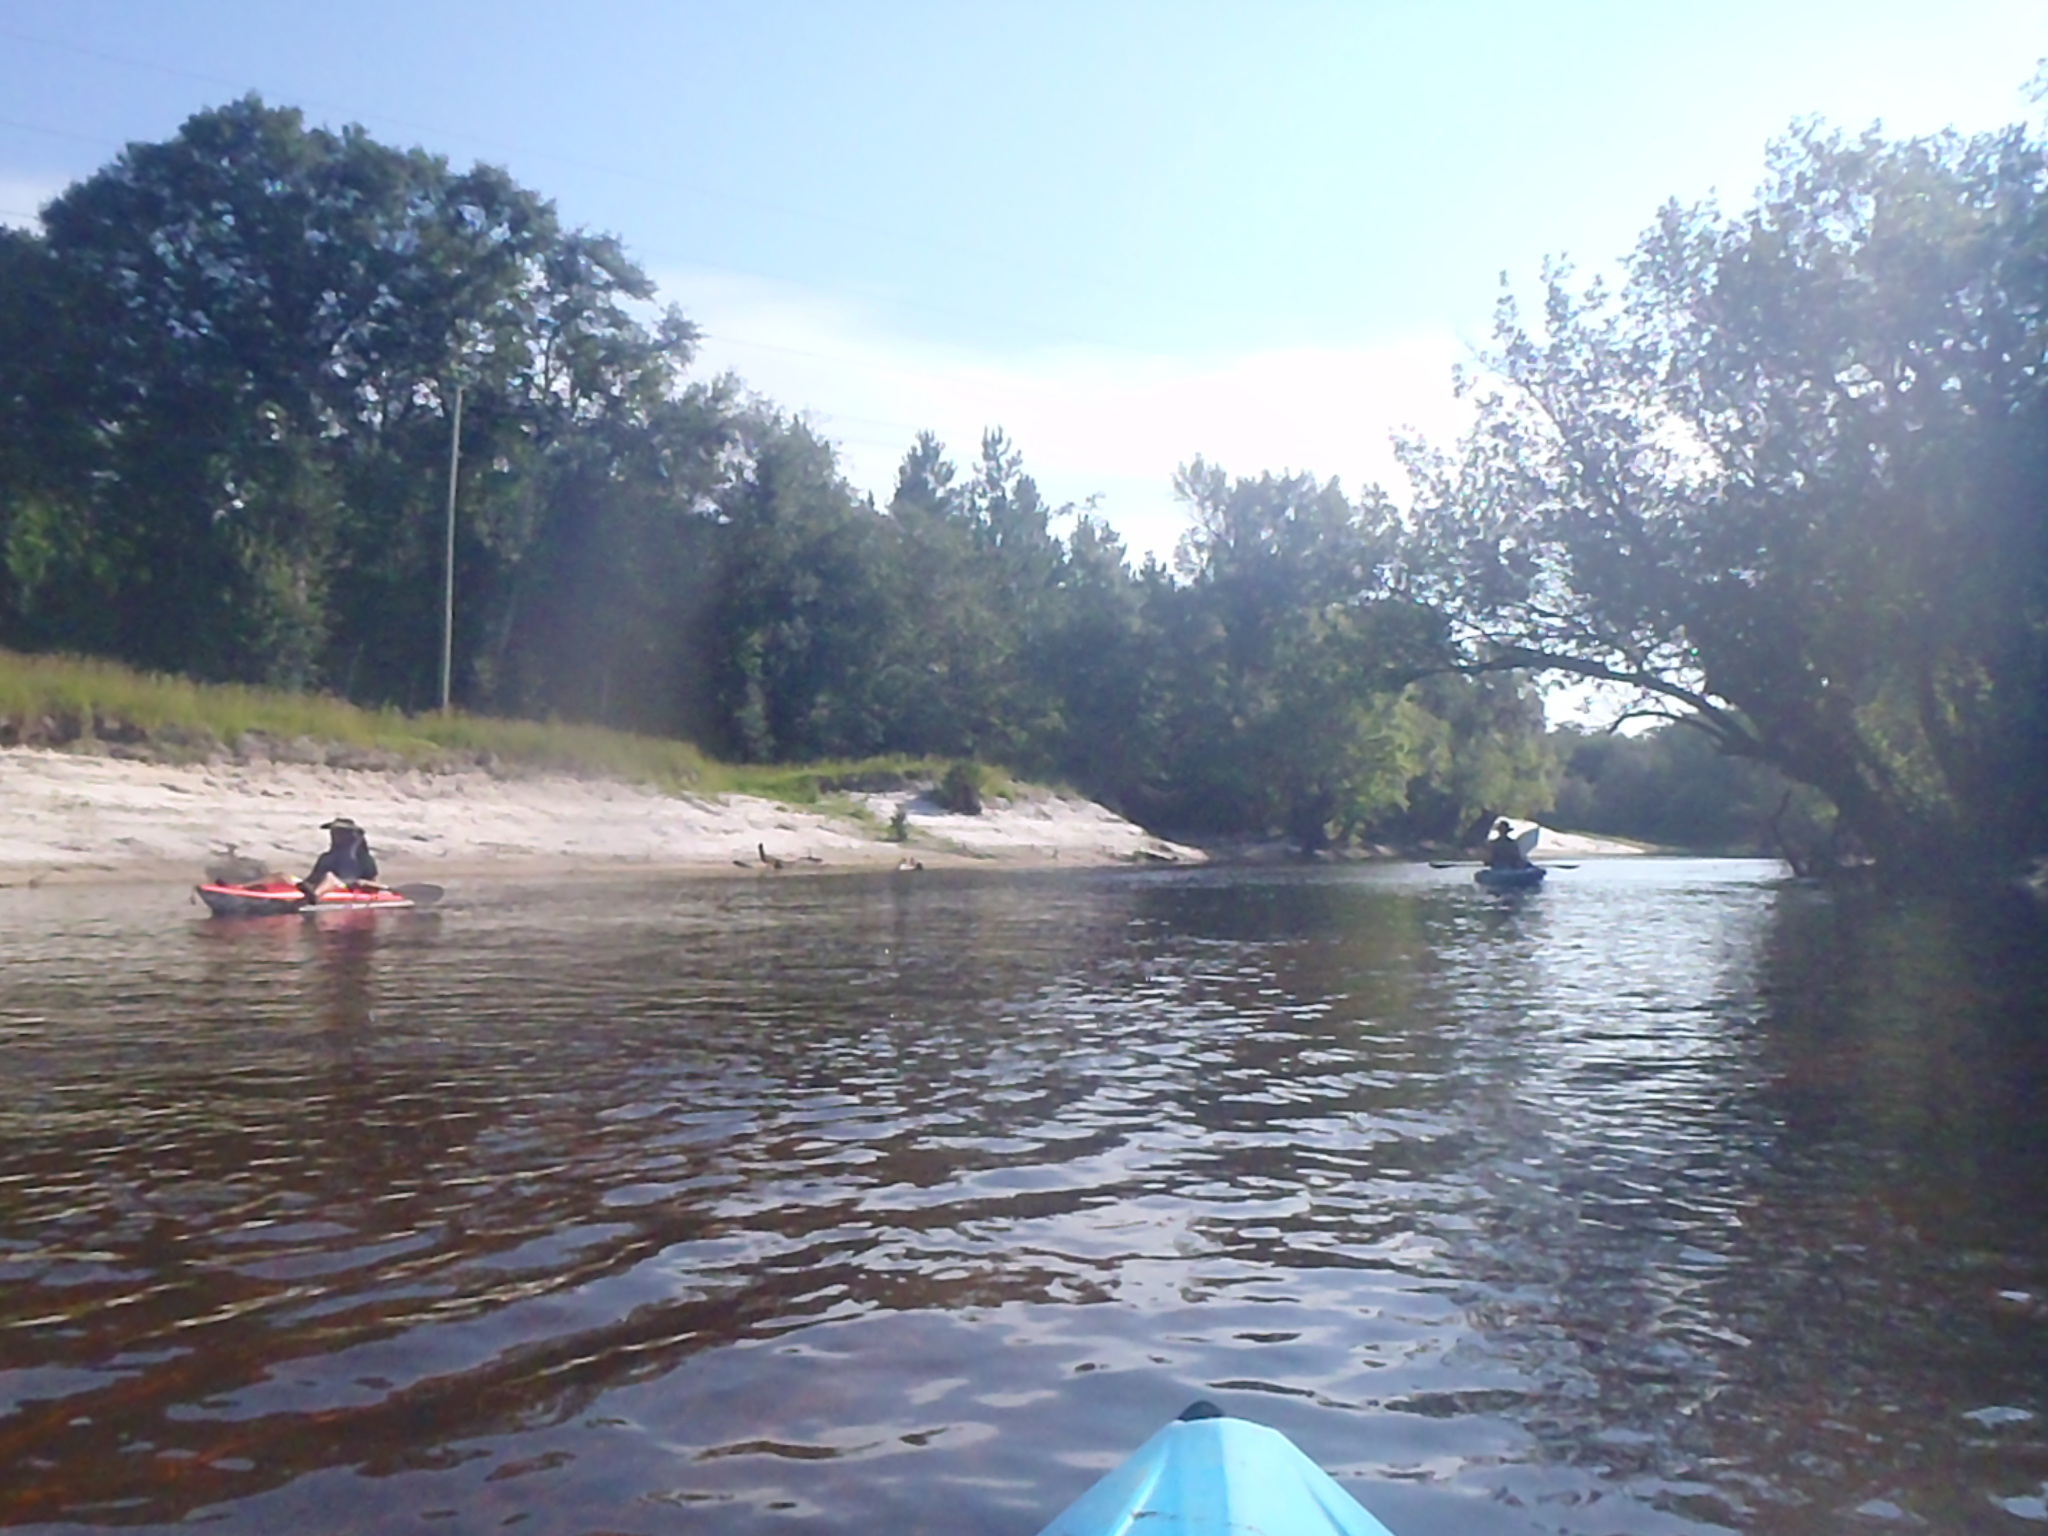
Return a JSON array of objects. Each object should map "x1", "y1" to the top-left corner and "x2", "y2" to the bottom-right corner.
[
  {"x1": 1688, "y1": 891, "x2": 2048, "y2": 1532},
  {"x1": 0, "y1": 866, "x2": 2043, "y2": 1533}
]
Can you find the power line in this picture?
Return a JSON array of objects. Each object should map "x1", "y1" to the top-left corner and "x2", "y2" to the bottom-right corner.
[
  {"x1": 0, "y1": 183, "x2": 1078, "y2": 452},
  {"x1": 0, "y1": 110, "x2": 1152, "y2": 447},
  {"x1": 701, "y1": 331, "x2": 1023, "y2": 392},
  {"x1": 0, "y1": 76, "x2": 1165, "y2": 468},
  {"x1": 0, "y1": 103, "x2": 1075, "y2": 343},
  {"x1": 804, "y1": 408, "x2": 930, "y2": 435},
  {"x1": 0, "y1": 23, "x2": 1156, "y2": 311},
  {"x1": 600, "y1": 241, "x2": 1116, "y2": 353},
  {"x1": 0, "y1": 102, "x2": 1116, "y2": 354},
  {"x1": 0, "y1": 74, "x2": 1156, "y2": 358},
  {"x1": 0, "y1": 113, "x2": 122, "y2": 149}
]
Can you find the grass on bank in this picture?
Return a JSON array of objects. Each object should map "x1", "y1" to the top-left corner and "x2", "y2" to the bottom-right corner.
[{"x1": 0, "y1": 648, "x2": 1011, "y2": 806}]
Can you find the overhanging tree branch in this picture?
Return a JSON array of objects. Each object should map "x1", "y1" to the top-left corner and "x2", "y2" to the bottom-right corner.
[{"x1": 1452, "y1": 644, "x2": 1766, "y2": 758}]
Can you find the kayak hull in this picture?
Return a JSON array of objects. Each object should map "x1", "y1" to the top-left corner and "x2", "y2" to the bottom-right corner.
[
  {"x1": 1475, "y1": 865, "x2": 1546, "y2": 888},
  {"x1": 1036, "y1": 1410, "x2": 1396, "y2": 1536},
  {"x1": 196, "y1": 880, "x2": 415, "y2": 917}
]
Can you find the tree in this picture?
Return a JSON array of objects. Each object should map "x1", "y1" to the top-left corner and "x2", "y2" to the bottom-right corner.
[
  {"x1": 1388, "y1": 672, "x2": 1557, "y2": 846},
  {"x1": 1404, "y1": 123, "x2": 2048, "y2": 872},
  {"x1": 487, "y1": 381, "x2": 739, "y2": 736},
  {"x1": 1548, "y1": 723, "x2": 1823, "y2": 853},
  {"x1": 1142, "y1": 461, "x2": 1442, "y2": 848},
  {"x1": 873, "y1": 429, "x2": 1086, "y2": 768},
  {"x1": 0, "y1": 96, "x2": 710, "y2": 712},
  {"x1": 873, "y1": 430, "x2": 984, "y2": 757},
  {"x1": 705, "y1": 409, "x2": 896, "y2": 761},
  {"x1": 1034, "y1": 511, "x2": 1148, "y2": 794}
]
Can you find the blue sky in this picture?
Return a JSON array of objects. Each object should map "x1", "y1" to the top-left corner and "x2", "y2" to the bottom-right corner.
[{"x1": 2, "y1": 1, "x2": 2043, "y2": 557}]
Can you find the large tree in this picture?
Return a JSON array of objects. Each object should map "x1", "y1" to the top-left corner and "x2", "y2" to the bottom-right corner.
[
  {"x1": 1404, "y1": 123, "x2": 2048, "y2": 871},
  {"x1": 0, "y1": 96, "x2": 711, "y2": 711},
  {"x1": 1137, "y1": 461, "x2": 1447, "y2": 848},
  {"x1": 877, "y1": 429, "x2": 1072, "y2": 766}
]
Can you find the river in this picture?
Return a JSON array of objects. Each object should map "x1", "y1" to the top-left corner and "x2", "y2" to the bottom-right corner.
[{"x1": 2, "y1": 860, "x2": 2044, "y2": 1534}]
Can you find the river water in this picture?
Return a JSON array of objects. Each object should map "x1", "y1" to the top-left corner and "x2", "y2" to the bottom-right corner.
[{"x1": 2, "y1": 861, "x2": 2045, "y2": 1534}]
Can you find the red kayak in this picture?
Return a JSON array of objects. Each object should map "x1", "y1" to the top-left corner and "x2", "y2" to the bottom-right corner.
[{"x1": 195, "y1": 880, "x2": 418, "y2": 918}]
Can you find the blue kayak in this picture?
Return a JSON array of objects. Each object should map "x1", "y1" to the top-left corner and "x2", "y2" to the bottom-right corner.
[
  {"x1": 1474, "y1": 864, "x2": 1546, "y2": 888},
  {"x1": 1035, "y1": 1403, "x2": 1397, "y2": 1536}
]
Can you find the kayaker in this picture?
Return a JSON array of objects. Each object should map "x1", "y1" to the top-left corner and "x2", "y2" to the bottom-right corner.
[
  {"x1": 1485, "y1": 818, "x2": 1530, "y2": 870},
  {"x1": 299, "y1": 817, "x2": 379, "y2": 897}
]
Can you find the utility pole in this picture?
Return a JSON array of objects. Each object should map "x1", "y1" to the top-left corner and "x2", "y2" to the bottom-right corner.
[{"x1": 440, "y1": 382, "x2": 463, "y2": 714}]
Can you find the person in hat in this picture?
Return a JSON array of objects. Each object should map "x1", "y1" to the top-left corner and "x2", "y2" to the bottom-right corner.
[
  {"x1": 299, "y1": 817, "x2": 379, "y2": 897},
  {"x1": 1484, "y1": 818, "x2": 1531, "y2": 870}
]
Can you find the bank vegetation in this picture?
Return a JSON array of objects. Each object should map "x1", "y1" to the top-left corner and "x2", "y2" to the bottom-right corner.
[{"x1": 1, "y1": 99, "x2": 2041, "y2": 873}]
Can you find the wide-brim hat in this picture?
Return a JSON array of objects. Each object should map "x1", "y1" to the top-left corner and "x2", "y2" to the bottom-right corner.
[{"x1": 321, "y1": 817, "x2": 361, "y2": 831}]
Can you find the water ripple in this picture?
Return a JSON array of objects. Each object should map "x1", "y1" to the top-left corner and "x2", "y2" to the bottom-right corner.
[{"x1": 0, "y1": 865, "x2": 2043, "y2": 1533}]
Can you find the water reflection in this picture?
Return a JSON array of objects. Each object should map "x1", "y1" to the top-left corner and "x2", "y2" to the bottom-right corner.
[{"x1": 0, "y1": 865, "x2": 2043, "y2": 1533}]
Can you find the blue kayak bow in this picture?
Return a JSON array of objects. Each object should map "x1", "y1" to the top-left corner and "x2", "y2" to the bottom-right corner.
[{"x1": 1035, "y1": 1402, "x2": 1397, "y2": 1536}]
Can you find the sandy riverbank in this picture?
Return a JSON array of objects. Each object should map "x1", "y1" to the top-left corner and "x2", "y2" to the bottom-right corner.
[
  {"x1": 0, "y1": 746, "x2": 1203, "y2": 886},
  {"x1": 1505, "y1": 823, "x2": 1650, "y2": 858}
]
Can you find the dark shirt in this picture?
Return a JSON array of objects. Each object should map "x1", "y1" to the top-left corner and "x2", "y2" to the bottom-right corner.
[
  {"x1": 305, "y1": 835, "x2": 378, "y2": 887},
  {"x1": 1485, "y1": 833, "x2": 1528, "y2": 870}
]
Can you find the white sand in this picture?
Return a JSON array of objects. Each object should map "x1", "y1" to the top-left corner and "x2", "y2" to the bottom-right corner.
[
  {"x1": 0, "y1": 746, "x2": 1202, "y2": 884},
  {"x1": 1513, "y1": 822, "x2": 1648, "y2": 858}
]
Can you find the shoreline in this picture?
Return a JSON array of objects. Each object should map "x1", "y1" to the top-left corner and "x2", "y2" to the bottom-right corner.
[
  {"x1": 0, "y1": 744, "x2": 1655, "y2": 891},
  {"x1": 0, "y1": 744, "x2": 1203, "y2": 888}
]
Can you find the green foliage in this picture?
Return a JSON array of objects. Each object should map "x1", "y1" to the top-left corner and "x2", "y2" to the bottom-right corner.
[
  {"x1": 703, "y1": 410, "x2": 887, "y2": 760},
  {"x1": 1405, "y1": 122, "x2": 2048, "y2": 871},
  {"x1": 1117, "y1": 461, "x2": 1461, "y2": 849},
  {"x1": 870, "y1": 428, "x2": 1072, "y2": 768},
  {"x1": 0, "y1": 648, "x2": 1046, "y2": 814},
  {"x1": 1389, "y1": 673, "x2": 1559, "y2": 843},
  {"x1": 0, "y1": 646, "x2": 713, "y2": 785},
  {"x1": 0, "y1": 96, "x2": 709, "y2": 720},
  {"x1": 936, "y1": 760, "x2": 987, "y2": 815},
  {"x1": 1548, "y1": 724, "x2": 1826, "y2": 853},
  {"x1": 0, "y1": 98, "x2": 1586, "y2": 852}
]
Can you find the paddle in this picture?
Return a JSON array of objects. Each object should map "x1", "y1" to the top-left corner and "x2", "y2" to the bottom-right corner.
[
  {"x1": 1437, "y1": 825, "x2": 1560, "y2": 873},
  {"x1": 391, "y1": 883, "x2": 445, "y2": 907},
  {"x1": 1437, "y1": 825, "x2": 1541, "y2": 869},
  {"x1": 1440, "y1": 859, "x2": 1577, "y2": 872}
]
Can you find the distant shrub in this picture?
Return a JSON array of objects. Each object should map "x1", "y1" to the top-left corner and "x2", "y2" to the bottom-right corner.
[
  {"x1": 937, "y1": 759, "x2": 986, "y2": 815},
  {"x1": 819, "y1": 768, "x2": 916, "y2": 794},
  {"x1": 888, "y1": 803, "x2": 910, "y2": 841}
]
